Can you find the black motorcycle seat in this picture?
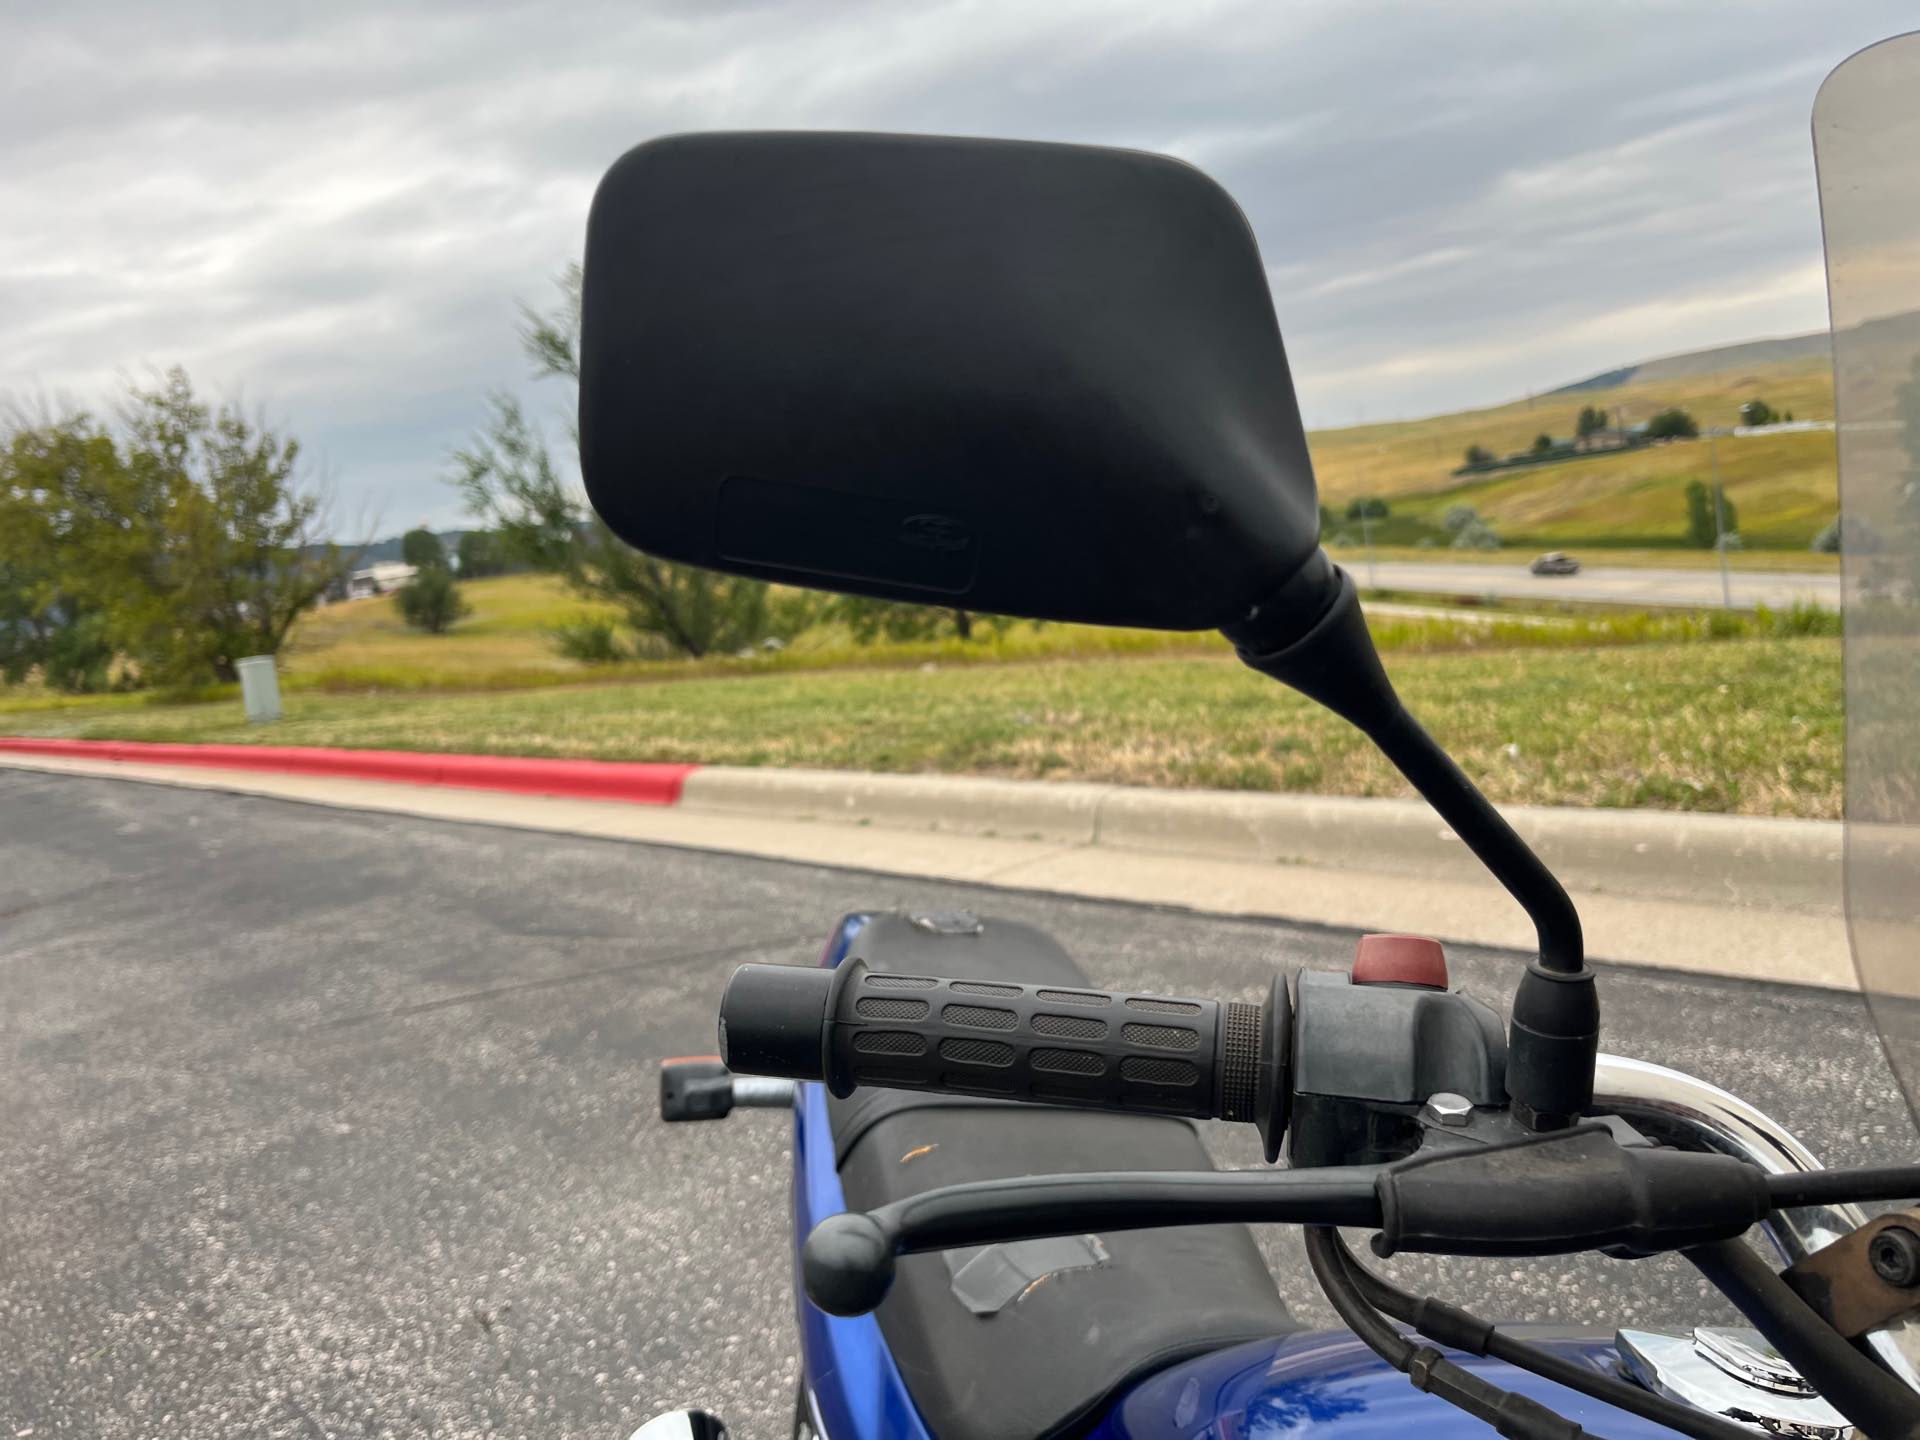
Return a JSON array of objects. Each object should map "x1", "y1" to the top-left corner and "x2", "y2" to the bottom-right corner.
[{"x1": 828, "y1": 912, "x2": 1298, "y2": 1440}]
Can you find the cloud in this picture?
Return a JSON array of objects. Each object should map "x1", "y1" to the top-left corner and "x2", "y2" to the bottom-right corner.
[{"x1": 0, "y1": 0, "x2": 1911, "y2": 530}]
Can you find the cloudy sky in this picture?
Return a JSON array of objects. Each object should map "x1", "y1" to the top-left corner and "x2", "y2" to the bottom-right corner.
[{"x1": 2, "y1": 1, "x2": 1912, "y2": 534}]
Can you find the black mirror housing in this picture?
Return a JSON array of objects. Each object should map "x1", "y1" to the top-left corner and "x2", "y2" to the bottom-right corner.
[{"x1": 580, "y1": 131, "x2": 1323, "y2": 631}]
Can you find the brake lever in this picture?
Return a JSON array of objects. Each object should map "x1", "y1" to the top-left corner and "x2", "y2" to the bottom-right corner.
[
  {"x1": 802, "y1": 1165, "x2": 1382, "y2": 1316},
  {"x1": 801, "y1": 1127, "x2": 1796, "y2": 1317}
]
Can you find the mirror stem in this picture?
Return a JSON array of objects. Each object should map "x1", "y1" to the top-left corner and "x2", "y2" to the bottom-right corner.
[{"x1": 1225, "y1": 553, "x2": 1597, "y2": 1126}]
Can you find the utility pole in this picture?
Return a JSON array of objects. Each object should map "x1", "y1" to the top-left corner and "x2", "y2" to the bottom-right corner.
[{"x1": 1709, "y1": 431, "x2": 1732, "y2": 609}]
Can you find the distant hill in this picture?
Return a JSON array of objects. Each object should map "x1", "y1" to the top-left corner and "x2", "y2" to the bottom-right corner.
[
  {"x1": 340, "y1": 529, "x2": 476, "y2": 565},
  {"x1": 1307, "y1": 334, "x2": 1839, "y2": 551},
  {"x1": 1550, "y1": 332, "x2": 1832, "y2": 394}
]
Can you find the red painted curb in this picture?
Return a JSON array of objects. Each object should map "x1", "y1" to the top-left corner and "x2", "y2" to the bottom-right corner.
[{"x1": 0, "y1": 737, "x2": 698, "y2": 806}]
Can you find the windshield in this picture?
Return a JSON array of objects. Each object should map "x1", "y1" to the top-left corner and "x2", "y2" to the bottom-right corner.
[{"x1": 1816, "y1": 31, "x2": 1920, "y2": 1131}]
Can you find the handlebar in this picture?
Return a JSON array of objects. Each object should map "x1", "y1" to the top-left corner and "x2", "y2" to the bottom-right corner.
[
  {"x1": 718, "y1": 959, "x2": 1286, "y2": 1140},
  {"x1": 708, "y1": 957, "x2": 1920, "y2": 1440}
]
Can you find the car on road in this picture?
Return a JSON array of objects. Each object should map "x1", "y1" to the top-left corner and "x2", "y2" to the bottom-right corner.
[{"x1": 1530, "y1": 551, "x2": 1581, "y2": 576}]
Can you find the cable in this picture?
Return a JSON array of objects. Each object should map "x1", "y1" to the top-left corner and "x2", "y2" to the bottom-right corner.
[
  {"x1": 1766, "y1": 1166, "x2": 1920, "y2": 1208},
  {"x1": 1304, "y1": 1225, "x2": 1414, "y2": 1366},
  {"x1": 1327, "y1": 1232, "x2": 1759, "y2": 1440},
  {"x1": 1303, "y1": 1227, "x2": 1605, "y2": 1440},
  {"x1": 1685, "y1": 1239, "x2": 1920, "y2": 1440}
]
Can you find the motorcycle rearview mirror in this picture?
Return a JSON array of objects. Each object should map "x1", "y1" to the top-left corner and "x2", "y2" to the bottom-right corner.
[
  {"x1": 578, "y1": 131, "x2": 1320, "y2": 633},
  {"x1": 578, "y1": 130, "x2": 1596, "y2": 1126}
]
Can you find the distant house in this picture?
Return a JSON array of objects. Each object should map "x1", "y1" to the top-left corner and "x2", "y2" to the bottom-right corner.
[
  {"x1": 1575, "y1": 425, "x2": 1644, "y2": 452},
  {"x1": 345, "y1": 562, "x2": 418, "y2": 599}
]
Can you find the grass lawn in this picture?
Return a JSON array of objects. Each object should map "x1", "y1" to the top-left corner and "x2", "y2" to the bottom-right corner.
[
  {"x1": 4, "y1": 637, "x2": 1841, "y2": 819},
  {"x1": 280, "y1": 574, "x2": 623, "y2": 689},
  {"x1": 60, "y1": 573, "x2": 1821, "y2": 698}
]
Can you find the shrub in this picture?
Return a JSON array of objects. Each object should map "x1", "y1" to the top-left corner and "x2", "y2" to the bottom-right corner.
[
  {"x1": 1346, "y1": 496, "x2": 1390, "y2": 520},
  {"x1": 1754, "y1": 601, "x2": 1840, "y2": 638},
  {"x1": 394, "y1": 567, "x2": 471, "y2": 634},
  {"x1": 1452, "y1": 520, "x2": 1501, "y2": 550},
  {"x1": 836, "y1": 596, "x2": 1009, "y2": 643},
  {"x1": 1740, "y1": 399, "x2": 1776, "y2": 427},
  {"x1": 548, "y1": 614, "x2": 626, "y2": 663},
  {"x1": 1531, "y1": 433, "x2": 1555, "y2": 453},
  {"x1": 39, "y1": 611, "x2": 116, "y2": 693},
  {"x1": 1441, "y1": 504, "x2": 1483, "y2": 533},
  {"x1": 1812, "y1": 516, "x2": 1881, "y2": 554},
  {"x1": 1461, "y1": 445, "x2": 1495, "y2": 468}
]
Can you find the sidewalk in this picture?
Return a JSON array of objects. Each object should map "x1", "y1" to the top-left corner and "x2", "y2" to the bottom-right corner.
[{"x1": 0, "y1": 742, "x2": 1851, "y2": 989}]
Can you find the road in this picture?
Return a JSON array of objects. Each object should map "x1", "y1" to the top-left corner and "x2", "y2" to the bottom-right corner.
[
  {"x1": 1357, "y1": 560, "x2": 1840, "y2": 610},
  {"x1": 1, "y1": 770, "x2": 1912, "y2": 1439}
]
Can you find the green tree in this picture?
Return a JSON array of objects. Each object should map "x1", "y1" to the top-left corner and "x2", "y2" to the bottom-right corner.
[
  {"x1": 112, "y1": 370, "x2": 350, "y2": 683},
  {"x1": 0, "y1": 417, "x2": 121, "y2": 691},
  {"x1": 1462, "y1": 445, "x2": 1495, "y2": 468},
  {"x1": 456, "y1": 529, "x2": 508, "y2": 578},
  {"x1": 401, "y1": 527, "x2": 446, "y2": 570},
  {"x1": 1576, "y1": 405, "x2": 1610, "y2": 439},
  {"x1": 2, "y1": 373, "x2": 348, "y2": 688},
  {"x1": 1684, "y1": 479, "x2": 1737, "y2": 549},
  {"x1": 395, "y1": 565, "x2": 470, "y2": 633},
  {"x1": 452, "y1": 266, "x2": 793, "y2": 658},
  {"x1": 1740, "y1": 399, "x2": 1776, "y2": 427},
  {"x1": 1645, "y1": 407, "x2": 1699, "y2": 441},
  {"x1": 1345, "y1": 496, "x2": 1390, "y2": 520},
  {"x1": 1441, "y1": 503, "x2": 1482, "y2": 533},
  {"x1": 1531, "y1": 433, "x2": 1555, "y2": 454},
  {"x1": 1684, "y1": 480, "x2": 1714, "y2": 548}
]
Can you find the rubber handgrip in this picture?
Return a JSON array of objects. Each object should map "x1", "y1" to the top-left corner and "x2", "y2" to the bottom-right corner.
[{"x1": 821, "y1": 960, "x2": 1261, "y2": 1120}]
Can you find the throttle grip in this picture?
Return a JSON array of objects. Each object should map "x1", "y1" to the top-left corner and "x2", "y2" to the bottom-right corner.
[{"x1": 719, "y1": 960, "x2": 1286, "y2": 1133}]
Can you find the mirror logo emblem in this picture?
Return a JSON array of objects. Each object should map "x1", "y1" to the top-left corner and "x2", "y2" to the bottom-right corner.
[{"x1": 897, "y1": 513, "x2": 972, "y2": 554}]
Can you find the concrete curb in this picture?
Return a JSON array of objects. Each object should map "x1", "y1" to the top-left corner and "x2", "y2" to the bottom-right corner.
[
  {"x1": 0, "y1": 736, "x2": 1841, "y2": 916},
  {"x1": 0, "y1": 748, "x2": 1853, "y2": 986},
  {"x1": 681, "y1": 766, "x2": 1842, "y2": 914}
]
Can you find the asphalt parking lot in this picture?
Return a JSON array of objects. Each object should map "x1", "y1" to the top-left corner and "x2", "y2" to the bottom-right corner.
[{"x1": 2, "y1": 767, "x2": 1914, "y2": 1439}]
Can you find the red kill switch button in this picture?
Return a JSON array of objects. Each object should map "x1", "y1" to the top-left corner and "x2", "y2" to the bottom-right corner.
[{"x1": 1352, "y1": 933, "x2": 1448, "y2": 988}]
